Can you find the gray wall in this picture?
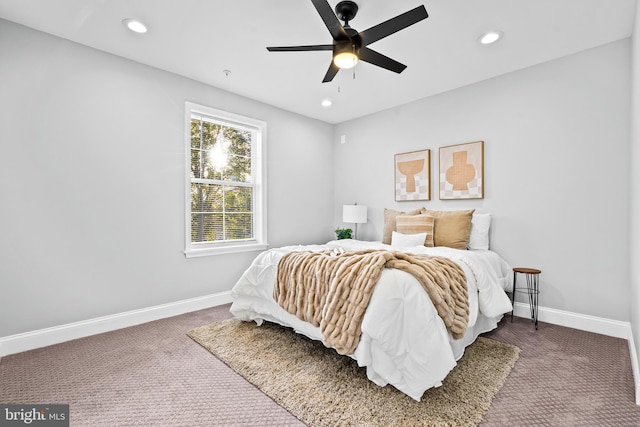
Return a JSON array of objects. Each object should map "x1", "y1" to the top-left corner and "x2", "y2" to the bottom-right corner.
[
  {"x1": 631, "y1": 2, "x2": 640, "y2": 396},
  {"x1": 333, "y1": 39, "x2": 631, "y2": 321},
  {"x1": 0, "y1": 17, "x2": 635, "y2": 348},
  {"x1": 0, "y1": 20, "x2": 334, "y2": 337}
]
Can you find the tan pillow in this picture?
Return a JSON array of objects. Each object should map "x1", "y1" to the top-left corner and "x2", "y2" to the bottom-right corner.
[
  {"x1": 422, "y1": 209, "x2": 475, "y2": 250},
  {"x1": 382, "y1": 208, "x2": 422, "y2": 244},
  {"x1": 396, "y1": 214, "x2": 434, "y2": 247}
]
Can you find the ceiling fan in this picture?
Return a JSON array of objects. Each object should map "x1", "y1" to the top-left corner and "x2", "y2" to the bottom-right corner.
[{"x1": 266, "y1": 0, "x2": 428, "y2": 83}]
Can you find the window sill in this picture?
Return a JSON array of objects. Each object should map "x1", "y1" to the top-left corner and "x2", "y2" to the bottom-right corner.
[{"x1": 184, "y1": 242, "x2": 268, "y2": 258}]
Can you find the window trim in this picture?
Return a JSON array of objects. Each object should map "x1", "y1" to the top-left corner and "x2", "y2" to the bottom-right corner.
[{"x1": 184, "y1": 101, "x2": 268, "y2": 257}]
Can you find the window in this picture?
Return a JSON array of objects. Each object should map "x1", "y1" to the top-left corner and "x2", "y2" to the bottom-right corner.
[{"x1": 185, "y1": 102, "x2": 267, "y2": 257}]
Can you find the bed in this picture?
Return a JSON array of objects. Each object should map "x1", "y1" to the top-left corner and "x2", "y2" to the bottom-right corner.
[{"x1": 229, "y1": 210, "x2": 514, "y2": 401}]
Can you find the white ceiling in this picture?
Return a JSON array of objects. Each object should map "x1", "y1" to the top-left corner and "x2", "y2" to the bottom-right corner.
[{"x1": 0, "y1": 0, "x2": 636, "y2": 124}]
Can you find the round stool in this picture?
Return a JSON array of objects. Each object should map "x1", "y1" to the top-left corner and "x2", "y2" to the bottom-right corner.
[{"x1": 510, "y1": 267, "x2": 541, "y2": 330}]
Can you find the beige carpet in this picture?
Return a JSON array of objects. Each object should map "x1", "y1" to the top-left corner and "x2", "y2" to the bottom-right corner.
[{"x1": 188, "y1": 318, "x2": 520, "y2": 427}]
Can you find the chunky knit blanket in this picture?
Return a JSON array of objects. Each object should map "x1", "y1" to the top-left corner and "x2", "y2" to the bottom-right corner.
[{"x1": 274, "y1": 249, "x2": 468, "y2": 355}]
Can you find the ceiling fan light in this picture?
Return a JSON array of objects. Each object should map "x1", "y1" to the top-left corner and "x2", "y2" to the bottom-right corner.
[{"x1": 334, "y1": 52, "x2": 358, "y2": 69}]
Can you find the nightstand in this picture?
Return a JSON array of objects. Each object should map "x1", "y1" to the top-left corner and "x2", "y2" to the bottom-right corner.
[{"x1": 510, "y1": 267, "x2": 541, "y2": 330}]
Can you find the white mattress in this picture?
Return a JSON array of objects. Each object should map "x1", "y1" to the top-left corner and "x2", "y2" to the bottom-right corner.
[{"x1": 230, "y1": 239, "x2": 513, "y2": 401}]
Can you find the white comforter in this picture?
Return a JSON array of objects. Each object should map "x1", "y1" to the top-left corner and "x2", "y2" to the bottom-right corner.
[{"x1": 230, "y1": 239, "x2": 513, "y2": 401}]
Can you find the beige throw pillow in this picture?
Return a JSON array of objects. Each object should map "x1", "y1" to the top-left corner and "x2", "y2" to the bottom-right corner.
[
  {"x1": 382, "y1": 208, "x2": 422, "y2": 244},
  {"x1": 422, "y1": 209, "x2": 475, "y2": 250},
  {"x1": 395, "y1": 214, "x2": 435, "y2": 247}
]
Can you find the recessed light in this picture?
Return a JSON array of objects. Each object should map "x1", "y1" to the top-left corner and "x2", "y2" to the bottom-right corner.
[
  {"x1": 321, "y1": 99, "x2": 333, "y2": 107},
  {"x1": 123, "y1": 18, "x2": 148, "y2": 34},
  {"x1": 479, "y1": 30, "x2": 503, "y2": 45}
]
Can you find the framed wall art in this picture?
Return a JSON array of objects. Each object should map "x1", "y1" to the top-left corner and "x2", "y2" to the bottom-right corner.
[
  {"x1": 439, "y1": 141, "x2": 484, "y2": 200},
  {"x1": 394, "y1": 149, "x2": 430, "y2": 201}
]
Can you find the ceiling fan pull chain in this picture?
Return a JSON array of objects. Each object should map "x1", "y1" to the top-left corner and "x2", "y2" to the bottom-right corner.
[{"x1": 352, "y1": 44, "x2": 357, "y2": 79}]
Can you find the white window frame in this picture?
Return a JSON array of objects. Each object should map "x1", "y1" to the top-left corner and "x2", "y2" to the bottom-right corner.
[{"x1": 184, "y1": 101, "x2": 267, "y2": 257}]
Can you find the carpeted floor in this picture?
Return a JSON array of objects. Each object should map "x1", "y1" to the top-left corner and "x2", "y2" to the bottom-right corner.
[
  {"x1": 481, "y1": 316, "x2": 640, "y2": 426},
  {"x1": 1, "y1": 304, "x2": 639, "y2": 426}
]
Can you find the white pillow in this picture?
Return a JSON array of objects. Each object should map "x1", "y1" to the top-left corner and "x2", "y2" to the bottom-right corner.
[
  {"x1": 391, "y1": 231, "x2": 428, "y2": 247},
  {"x1": 468, "y1": 213, "x2": 491, "y2": 250}
]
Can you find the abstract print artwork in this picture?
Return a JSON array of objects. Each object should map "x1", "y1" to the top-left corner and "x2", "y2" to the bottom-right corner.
[
  {"x1": 395, "y1": 149, "x2": 430, "y2": 201},
  {"x1": 439, "y1": 141, "x2": 484, "y2": 200}
]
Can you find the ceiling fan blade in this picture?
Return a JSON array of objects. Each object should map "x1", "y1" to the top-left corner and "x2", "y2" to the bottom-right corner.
[
  {"x1": 359, "y1": 47, "x2": 406, "y2": 73},
  {"x1": 359, "y1": 5, "x2": 428, "y2": 46},
  {"x1": 311, "y1": 0, "x2": 349, "y2": 41},
  {"x1": 322, "y1": 61, "x2": 340, "y2": 83},
  {"x1": 267, "y1": 44, "x2": 333, "y2": 52}
]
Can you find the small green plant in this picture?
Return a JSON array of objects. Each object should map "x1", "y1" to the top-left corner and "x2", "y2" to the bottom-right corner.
[{"x1": 335, "y1": 228, "x2": 353, "y2": 240}]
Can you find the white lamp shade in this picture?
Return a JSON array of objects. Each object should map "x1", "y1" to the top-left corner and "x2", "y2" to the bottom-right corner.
[{"x1": 343, "y1": 205, "x2": 367, "y2": 223}]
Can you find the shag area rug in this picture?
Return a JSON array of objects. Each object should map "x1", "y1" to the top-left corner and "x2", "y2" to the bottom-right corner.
[{"x1": 188, "y1": 318, "x2": 520, "y2": 427}]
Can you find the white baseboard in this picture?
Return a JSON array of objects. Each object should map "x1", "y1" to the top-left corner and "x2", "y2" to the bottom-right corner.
[
  {"x1": 0, "y1": 291, "x2": 233, "y2": 358},
  {"x1": 629, "y1": 332, "x2": 640, "y2": 406},
  {"x1": 512, "y1": 302, "x2": 631, "y2": 338}
]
